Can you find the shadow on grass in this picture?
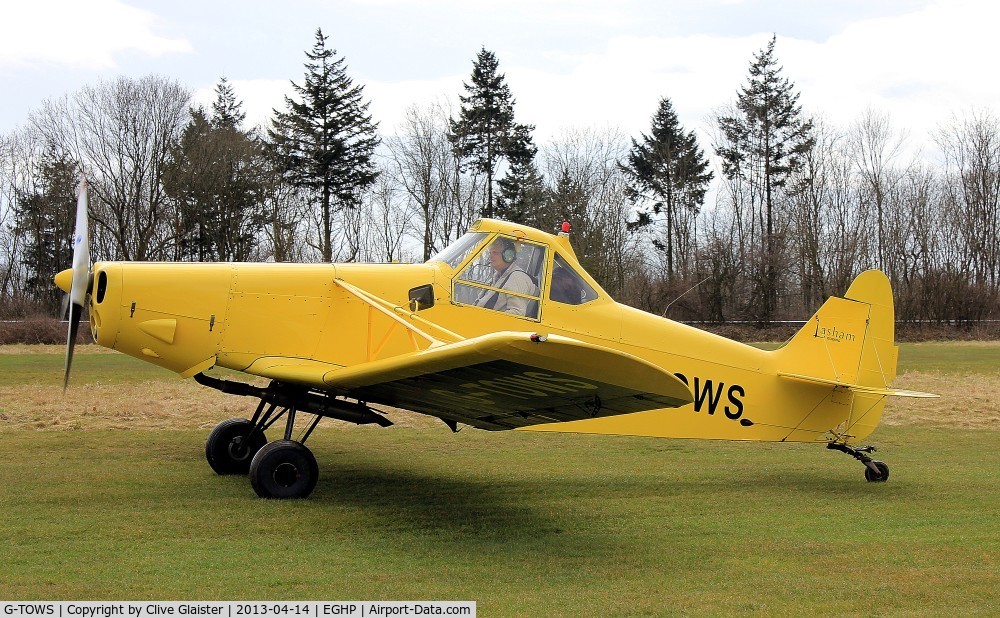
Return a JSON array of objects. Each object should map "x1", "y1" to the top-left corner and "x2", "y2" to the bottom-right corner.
[
  {"x1": 283, "y1": 451, "x2": 904, "y2": 536},
  {"x1": 306, "y1": 461, "x2": 571, "y2": 539}
]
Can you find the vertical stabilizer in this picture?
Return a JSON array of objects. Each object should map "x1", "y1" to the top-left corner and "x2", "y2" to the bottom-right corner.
[{"x1": 775, "y1": 270, "x2": 899, "y2": 441}]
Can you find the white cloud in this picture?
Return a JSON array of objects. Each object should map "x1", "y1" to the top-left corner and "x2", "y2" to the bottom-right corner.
[
  {"x1": 513, "y1": 34, "x2": 764, "y2": 135},
  {"x1": 0, "y1": 0, "x2": 191, "y2": 70},
  {"x1": 777, "y1": 0, "x2": 999, "y2": 147},
  {"x1": 38, "y1": 0, "x2": 992, "y2": 155},
  {"x1": 378, "y1": 0, "x2": 996, "y2": 148},
  {"x1": 364, "y1": 75, "x2": 466, "y2": 132}
]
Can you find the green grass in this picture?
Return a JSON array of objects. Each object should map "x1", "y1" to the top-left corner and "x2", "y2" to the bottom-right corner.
[
  {"x1": 0, "y1": 350, "x2": 169, "y2": 387},
  {"x1": 750, "y1": 340, "x2": 1000, "y2": 375},
  {"x1": 0, "y1": 343, "x2": 997, "y2": 614},
  {"x1": 893, "y1": 341, "x2": 1000, "y2": 374},
  {"x1": 1, "y1": 428, "x2": 997, "y2": 613}
]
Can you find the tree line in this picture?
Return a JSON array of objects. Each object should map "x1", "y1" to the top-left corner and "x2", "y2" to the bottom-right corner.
[{"x1": 1, "y1": 31, "x2": 997, "y2": 325}]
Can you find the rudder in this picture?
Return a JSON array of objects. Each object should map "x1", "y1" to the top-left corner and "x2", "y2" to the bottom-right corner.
[{"x1": 775, "y1": 270, "x2": 899, "y2": 441}]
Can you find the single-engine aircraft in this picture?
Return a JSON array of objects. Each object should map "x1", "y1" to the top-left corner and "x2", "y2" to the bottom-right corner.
[{"x1": 56, "y1": 182, "x2": 937, "y2": 498}]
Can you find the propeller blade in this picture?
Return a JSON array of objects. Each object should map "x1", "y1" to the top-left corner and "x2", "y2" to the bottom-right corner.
[
  {"x1": 64, "y1": 180, "x2": 91, "y2": 392},
  {"x1": 69, "y1": 181, "x2": 91, "y2": 307},
  {"x1": 64, "y1": 301, "x2": 83, "y2": 391}
]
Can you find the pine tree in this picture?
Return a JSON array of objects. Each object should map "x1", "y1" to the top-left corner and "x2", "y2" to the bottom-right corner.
[
  {"x1": 211, "y1": 77, "x2": 246, "y2": 130},
  {"x1": 449, "y1": 48, "x2": 534, "y2": 219},
  {"x1": 716, "y1": 35, "x2": 814, "y2": 323},
  {"x1": 547, "y1": 169, "x2": 589, "y2": 230},
  {"x1": 163, "y1": 79, "x2": 269, "y2": 261},
  {"x1": 13, "y1": 148, "x2": 77, "y2": 311},
  {"x1": 164, "y1": 107, "x2": 215, "y2": 261},
  {"x1": 545, "y1": 169, "x2": 596, "y2": 269},
  {"x1": 495, "y1": 125, "x2": 545, "y2": 225},
  {"x1": 269, "y1": 28, "x2": 379, "y2": 261},
  {"x1": 623, "y1": 97, "x2": 712, "y2": 281}
]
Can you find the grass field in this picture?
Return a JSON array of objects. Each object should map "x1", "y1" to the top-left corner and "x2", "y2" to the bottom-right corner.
[{"x1": 0, "y1": 343, "x2": 997, "y2": 614}]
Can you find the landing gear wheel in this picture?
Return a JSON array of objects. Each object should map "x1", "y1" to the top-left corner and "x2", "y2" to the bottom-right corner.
[
  {"x1": 249, "y1": 440, "x2": 319, "y2": 499},
  {"x1": 865, "y1": 460, "x2": 890, "y2": 483},
  {"x1": 205, "y1": 418, "x2": 268, "y2": 475}
]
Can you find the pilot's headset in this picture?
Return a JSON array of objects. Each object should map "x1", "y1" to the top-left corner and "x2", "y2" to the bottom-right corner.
[{"x1": 497, "y1": 237, "x2": 517, "y2": 264}]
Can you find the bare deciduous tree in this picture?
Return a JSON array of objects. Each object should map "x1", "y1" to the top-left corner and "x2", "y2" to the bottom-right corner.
[
  {"x1": 364, "y1": 164, "x2": 411, "y2": 262},
  {"x1": 849, "y1": 108, "x2": 907, "y2": 275},
  {"x1": 936, "y1": 110, "x2": 1000, "y2": 290},
  {"x1": 389, "y1": 104, "x2": 452, "y2": 260},
  {"x1": 542, "y1": 127, "x2": 640, "y2": 299},
  {"x1": 30, "y1": 75, "x2": 191, "y2": 261}
]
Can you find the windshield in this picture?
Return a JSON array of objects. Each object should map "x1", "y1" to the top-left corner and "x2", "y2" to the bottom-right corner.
[
  {"x1": 426, "y1": 232, "x2": 488, "y2": 269},
  {"x1": 452, "y1": 236, "x2": 547, "y2": 319}
]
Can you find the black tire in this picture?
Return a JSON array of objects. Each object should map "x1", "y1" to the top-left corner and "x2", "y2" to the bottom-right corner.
[
  {"x1": 205, "y1": 418, "x2": 268, "y2": 475},
  {"x1": 249, "y1": 440, "x2": 319, "y2": 499},
  {"x1": 864, "y1": 460, "x2": 890, "y2": 483}
]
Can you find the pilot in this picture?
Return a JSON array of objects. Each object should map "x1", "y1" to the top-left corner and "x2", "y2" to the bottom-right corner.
[{"x1": 476, "y1": 237, "x2": 536, "y2": 316}]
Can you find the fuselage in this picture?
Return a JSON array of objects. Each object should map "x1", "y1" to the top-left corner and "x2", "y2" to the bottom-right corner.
[{"x1": 81, "y1": 219, "x2": 882, "y2": 443}]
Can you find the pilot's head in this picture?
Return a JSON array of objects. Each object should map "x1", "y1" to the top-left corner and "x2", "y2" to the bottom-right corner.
[{"x1": 488, "y1": 237, "x2": 516, "y2": 273}]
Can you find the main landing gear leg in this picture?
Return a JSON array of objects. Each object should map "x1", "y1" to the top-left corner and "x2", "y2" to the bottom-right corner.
[
  {"x1": 206, "y1": 401, "x2": 320, "y2": 498},
  {"x1": 827, "y1": 442, "x2": 890, "y2": 482},
  {"x1": 197, "y1": 374, "x2": 392, "y2": 499},
  {"x1": 249, "y1": 404, "x2": 321, "y2": 500}
]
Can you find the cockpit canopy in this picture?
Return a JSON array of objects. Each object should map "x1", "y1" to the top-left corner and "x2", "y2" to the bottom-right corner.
[{"x1": 427, "y1": 221, "x2": 601, "y2": 321}]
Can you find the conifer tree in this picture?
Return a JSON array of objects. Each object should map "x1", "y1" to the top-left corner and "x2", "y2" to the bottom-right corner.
[
  {"x1": 623, "y1": 97, "x2": 712, "y2": 281},
  {"x1": 269, "y1": 28, "x2": 379, "y2": 261},
  {"x1": 716, "y1": 35, "x2": 814, "y2": 322},
  {"x1": 211, "y1": 77, "x2": 246, "y2": 130},
  {"x1": 546, "y1": 169, "x2": 589, "y2": 230},
  {"x1": 449, "y1": 48, "x2": 534, "y2": 219},
  {"x1": 13, "y1": 148, "x2": 77, "y2": 311},
  {"x1": 495, "y1": 125, "x2": 545, "y2": 225},
  {"x1": 163, "y1": 79, "x2": 268, "y2": 261},
  {"x1": 164, "y1": 107, "x2": 215, "y2": 260}
]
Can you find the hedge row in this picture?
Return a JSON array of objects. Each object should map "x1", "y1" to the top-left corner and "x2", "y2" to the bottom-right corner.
[{"x1": 0, "y1": 316, "x2": 94, "y2": 345}]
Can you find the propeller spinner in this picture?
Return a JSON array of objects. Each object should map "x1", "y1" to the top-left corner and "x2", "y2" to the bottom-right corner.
[{"x1": 55, "y1": 180, "x2": 92, "y2": 391}]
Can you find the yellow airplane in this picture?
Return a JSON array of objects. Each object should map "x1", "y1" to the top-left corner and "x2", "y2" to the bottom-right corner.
[{"x1": 56, "y1": 183, "x2": 936, "y2": 498}]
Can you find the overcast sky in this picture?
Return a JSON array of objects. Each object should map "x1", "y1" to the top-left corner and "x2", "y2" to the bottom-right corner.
[{"x1": 1, "y1": 0, "x2": 997, "y2": 155}]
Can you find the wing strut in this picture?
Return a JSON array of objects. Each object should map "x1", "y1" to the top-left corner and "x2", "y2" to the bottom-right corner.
[{"x1": 333, "y1": 278, "x2": 464, "y2": 360}]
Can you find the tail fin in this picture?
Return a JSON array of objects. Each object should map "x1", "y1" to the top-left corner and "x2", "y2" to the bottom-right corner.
[{"x1": 775, "y1": 270, "x2": 935, "y2": 442}]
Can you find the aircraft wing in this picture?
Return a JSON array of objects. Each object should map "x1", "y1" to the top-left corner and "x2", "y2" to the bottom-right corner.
[{"x1": 244, "y1": 332, "x2": 693, "y2": 430}]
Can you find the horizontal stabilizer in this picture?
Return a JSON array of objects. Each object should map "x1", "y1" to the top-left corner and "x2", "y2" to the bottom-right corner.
[{"x1": 778, "y1": 372, "x2": 939, "y2": 398}]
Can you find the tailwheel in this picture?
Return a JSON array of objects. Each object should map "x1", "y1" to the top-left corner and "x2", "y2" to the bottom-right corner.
[
  {"x1": 205, "y1": 418, "x2": 268, "y2": 475},
  {"x1": 827, "y1": 442, "x2": 890, "y2": 483},
  {"x1": 249, "y1": 440, "x2": 319, "y2": 499},
  {"x1": 864, "y1": 460, "x2": 890, "y2": 483}
]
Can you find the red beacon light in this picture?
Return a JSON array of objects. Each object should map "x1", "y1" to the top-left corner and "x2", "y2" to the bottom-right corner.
[{"x1": 559, "y1": 221, "x2": 571, "y2": 236}]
